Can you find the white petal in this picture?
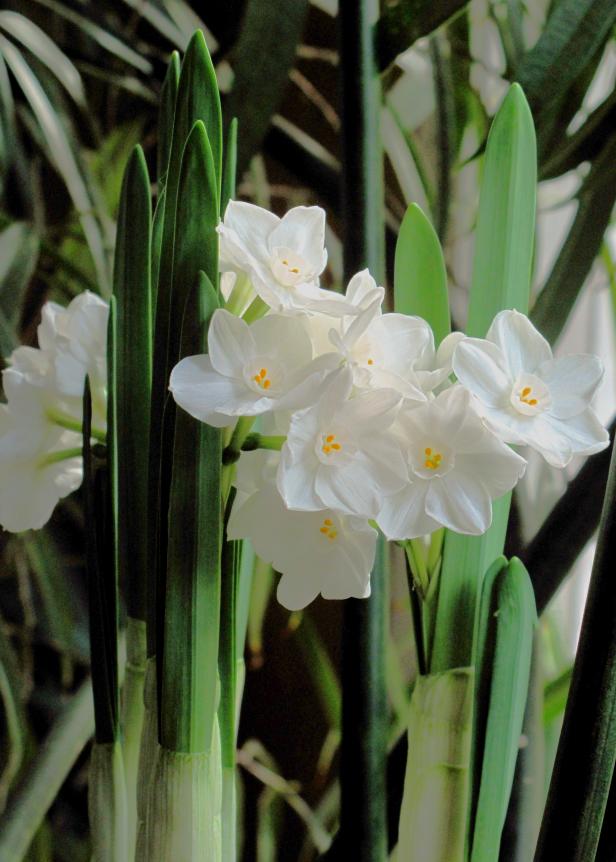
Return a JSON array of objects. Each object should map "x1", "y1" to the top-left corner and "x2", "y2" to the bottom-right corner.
[
  {"x1": 342, "y1": 387, "x2": 401, "y2": 434},
  {"x1": 377, "y1": 481, "x2": 438, "y2": 540},
  {"x1": 222, "y1": 200, "x2": 279, "y2": 254},
  {"x1": 487, "y1": 309, "x2": 552, "y2": 376},
  {"x1": 268, "y1": 206, "x2": 327, "y2": 275},
  {"x1": 250, "y1": 313, "x2": 313, "y2": 371},
  {"x1": 453, "y1": 338, "x2": 512, "y2": 407},
  {"x1": 426, "y1": 474, "x2": 493, "y2": 535},
  {"x1": 344, "y1": 269, "x2": 384, "y2": 308},
  {"x1": 315, "y1": 460, "x2": 382, "y2": 517},
  {"x1": 316, "y1": 367, "x2": 354, "y2": 425},
  {"x1": 277, "y1": 444, "x2": 324, "y2": 511},
  {"x1": 169, "y1": 355, "x2": 254, "y2": 426},
  {"x1": 537, "y1": 409, "x2": 609, "y2": 466},
  {"x1": 538, "y1": 354, "x2": 604, "y2": 419},
  {"x1": 207, "y1": 309, "x2": 254, "y2": 376},
  {"x1": 455, "y1": 444, "x2": 526, "y2": 498},
  {"x1": 276, "y1": 573, "x2": 321, "y2": 611}
]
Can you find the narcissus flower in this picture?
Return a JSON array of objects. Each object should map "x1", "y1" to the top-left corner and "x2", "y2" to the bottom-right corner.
[
  {"x1": 170, "y1": 309, "x2": 335, "y2": 427},
  {"x1": 218, "y1": 201, "x2": 357, "y2": 315},
  {"x1": 0, "y1": 401, "x2": 82, "y2": 532},
  {"x1": 278, "y1": 367, "x2": 407, "y2": 518},
  {"x1": 377, "y1": 386, "x2": 526, "y2": 539},
  {"x1": 228, "y1": 451, "x2": 376, "y2": 609},
  {"x1": 453, "y1": 309, "x2": 609, "y2": 467}
]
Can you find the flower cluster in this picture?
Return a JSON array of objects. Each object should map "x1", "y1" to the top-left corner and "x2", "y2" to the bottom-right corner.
[
  {"x1": 0, "y1": 292, "x2": 108, "y2": 532},
  {"x1": 171, "y1": 201, "x2": 609, "y2": 610}
]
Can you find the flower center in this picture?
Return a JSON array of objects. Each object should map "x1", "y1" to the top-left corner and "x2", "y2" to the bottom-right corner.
[
  {"x1": 321, "y1": 433, "x2": 342, "y2": 455},
  {"x1": 270, "y1": 247, "x2": 310, "y2": 287},
  {"x1": 319, "y1": 517, "x2": 338, "y2": 540},
  {"x1": 252, "y1": 367, "x2": 272, "y2": 390},
  {"x1": 423, "y1": 447, "x2": 442, "y2": 470},
  {"x1": 509, "y1": 373, "x2": 551, "y2": 416}
]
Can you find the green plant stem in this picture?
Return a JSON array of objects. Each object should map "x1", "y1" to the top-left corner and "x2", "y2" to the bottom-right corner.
[
  {"x1": 37, "y1": 446, "x2": 83, "y2": 467},
  {"x1": 46, "y1": 407, "x2": 106, "y2": 443},
  {"x1": 242, "y1": 295, "x2": 269, "y2": 323}
]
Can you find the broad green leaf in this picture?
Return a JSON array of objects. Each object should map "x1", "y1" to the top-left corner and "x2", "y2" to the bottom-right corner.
[
  {"x1": 515, "y1": 0, "x2": 616, "y2": 117},
  {"x1": 543, "y1": 666, "x2": 572, "y2": 725},
  {"x1": 431, "y1": 84, "x2": 536, "y2": 673},
  {"x1": 113, "y1": 145, "x2": 152, "y2": 623},
  {"x1": 535, "y1": 442, "x2": 616, "y2": 860},
  {"x1": 471, "y1": 558, "x2": 536, "y2": 862},
  {"x1": 531, "y1": 132, "x2": 616, "y2": 345},
  {"x1": 157, "y1": 51, "x2": 180, "y2": 186},
  {"x1": 467, "y1": 83, "x2": 536, "y2": 335},
  {"x1": 225, "y1": 0, "x2": 309, "y2": 177},
  {"x1": 397, "y1": 668, "x2": 474, "y2": 862},
  {"x1": 376, "y1": 0, "x2": 469, "y2": 70},
  {"x1": 394, "y1": 203, "x2": 450, "y2": 345},
  {"x1": 161, "y1": 272, "x2": 221, "y2": 754}
]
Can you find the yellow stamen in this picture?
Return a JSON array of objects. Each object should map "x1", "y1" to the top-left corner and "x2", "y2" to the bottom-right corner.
[
  {"x1": 322, "y1": 434, "x2": 342, "y2": 455},
  {"x1": 367, "y1": 358, "x2": 374, "y2": 366},
  {"x1": 319, "y1": 518, "x2": 338, "y2": 540},
  {"x1": 519, "y1": 385, "x2": 539, "y2": 407},
  {"x1": 424, "y1": 448, "x2": 443, "y2": 470},
  {"x1": 253, "y1": 367, "x2": 272, "y2": 390},
  {"x1": 324, "y1": 519, "x2": 333, "y2": 526}
]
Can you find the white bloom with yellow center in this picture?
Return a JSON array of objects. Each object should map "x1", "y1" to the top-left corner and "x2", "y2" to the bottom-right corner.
[
  {"x1": 277, "y1": 367, "x2": 407, "y2": 518},
  {"x1": 169, "y1": 309, "x2": 336, "y2": 428},
  {"x1": 377, "y1": 386, "x2": 527, "y2": 539},
  {"x1": 228, "y1": 451, "x2": 376, "y2": 609},
  {"x1": 218, "y1": 201, "x2": 358, "y2": 315},
  {"x1": 452, "y1": 309, "x2": 609, "y2": 467}
]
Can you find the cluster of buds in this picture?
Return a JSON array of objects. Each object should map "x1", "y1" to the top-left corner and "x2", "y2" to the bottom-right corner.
[{"x1": 170, "y1": 202, "x2": 609, "y2": 609}]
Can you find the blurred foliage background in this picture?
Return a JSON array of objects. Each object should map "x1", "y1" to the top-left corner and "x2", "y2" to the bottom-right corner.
[{"x1": 0, "y1": 1, "x2": 614, "y2": 859}]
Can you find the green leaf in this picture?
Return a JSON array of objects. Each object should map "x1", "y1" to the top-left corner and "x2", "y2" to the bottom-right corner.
[
  {"x1": 112, "y1": 145, "x2": 152, "y2": 623},
  {"x1": 376, "y1": 0, "x2": 469, "y2": 71},
  {"x1": 515, "y1": 0, "x2": 616, "y2": 117},
  {"x1": 0, "y1": 222, "x2": 39, "y2": 327},
  {"x1": 397, "y1": 668, "x2": 474, "y2": 862},
  {"x1": 225, "y1": 0, "x2": 309, "y2": 177},
  {"x1": 0, "y1": 36, "x2": 111, "y2": 294},
  {"x1": 84, "y1": 367, "x2": 119, "y2": 744},
  {"x1": 161, "y1": 272, "x2": 221, "y2": 754},
  {"x1": 535, "y1": 442, "x2": 616, "y2": 861},
  {"x1": 394, "y1": 203, "x2": 450, "y2": 345},
  {"x1": 222, "y1": 116, "x2": 238, "y2": 215},
  {"x1": 531, "y1": 132, "x2": 616, "y2": 345},
  {"x1": 0, "y1": 680, "x2": 94, "y2": 862},
  {"x1": 466, "y1": 83, "x2": 536, "y2": 335},
  {"x1": 156, "y1": 51, "x2": 180, "y2": 186},
  {"x1": 431, "y1": 84, "x2": 536, "y2": 673},
  {"x1": 471, "y1": 558, "x2": 536, "y2": 862}
]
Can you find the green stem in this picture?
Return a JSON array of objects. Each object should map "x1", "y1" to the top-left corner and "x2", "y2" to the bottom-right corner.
[
  {"x1": 37, "y1": 447, "x2": 83, "y2": 468},
  {"x1": 224, "y1": 272, "x2": 254, "y2": 317},
  {"x1": 242, "y1": 295, "x2": 269, "y2": 323},
  {"x1": 242, "y1": 433, "x2": 285, "y2": 452},
  {"x1": 46, "y1": 407, "x2": 106, "y2": 443}
]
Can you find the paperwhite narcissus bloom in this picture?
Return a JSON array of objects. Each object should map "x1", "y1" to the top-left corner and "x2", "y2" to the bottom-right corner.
[
  {"x1": 278, "y1": 367, "x2": 407, "y2": 518},
  {"x1": 218, "y1": 201, "x2": 357, "y2": 316},
  {"x1": 377, "y1": 386, "x2": 527, "y2": 539},
  {"x1": 452, "y1": 309, "x2": 609, "y2": 467},
  {"x1": 7, "y1": 291, "x2": 109, "y2": 427},
  {"x1": 228, "y1": 451, "x2": 376, "y2": 609},
  {"x1": 169, "y1": 309, "x2": 336, "y2": 427},
  {"x1": 0, "y1": 402, "x2": 82, "y2": 532}
]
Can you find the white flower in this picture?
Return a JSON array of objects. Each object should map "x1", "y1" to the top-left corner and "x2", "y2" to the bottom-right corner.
[
  {"x1": 218, "y1": 201, "x2": 357, "y2": 315},
  {"x1": 452, "y1": 309, "x2": 609, "y2": 467},
  {"x1": 169, "y1": 309, "x2": 336, "y2": 428},
  {"x1": 7, "y1": 291, "x2": 109, "y2": 427},
  {"x1": 228, "y1": 450, "x2": 376, "y2": 609},
  {"x1": 0, "y1": 400, "x2": 82, "y2": 532},
  {"x1": 377, "y1": 386, "x2": 526, "y2": 539},
  {"x1": 277, "y1": 367, "x2": 407, "y2": 518}
]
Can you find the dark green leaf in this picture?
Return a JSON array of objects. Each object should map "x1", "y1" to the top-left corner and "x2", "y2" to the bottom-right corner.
[
  {"x1": 156, "y1": 51, "x2": 180, "y2": 187},
  {"x1": 113, "y1": 145, "x2": 152, "y2": 623},
  {"x1": 225, "y1": 0, "x2": 309, "y2": 178},
  {"x1": 221, "y1": 116, "x2": 238, "y2": 216},
  {"x1": 0, "y1": 222, "x2": 39, "y2": 327},
  {"x1": 376, "y1": 0, "x2": 469, "y2": 71}
]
